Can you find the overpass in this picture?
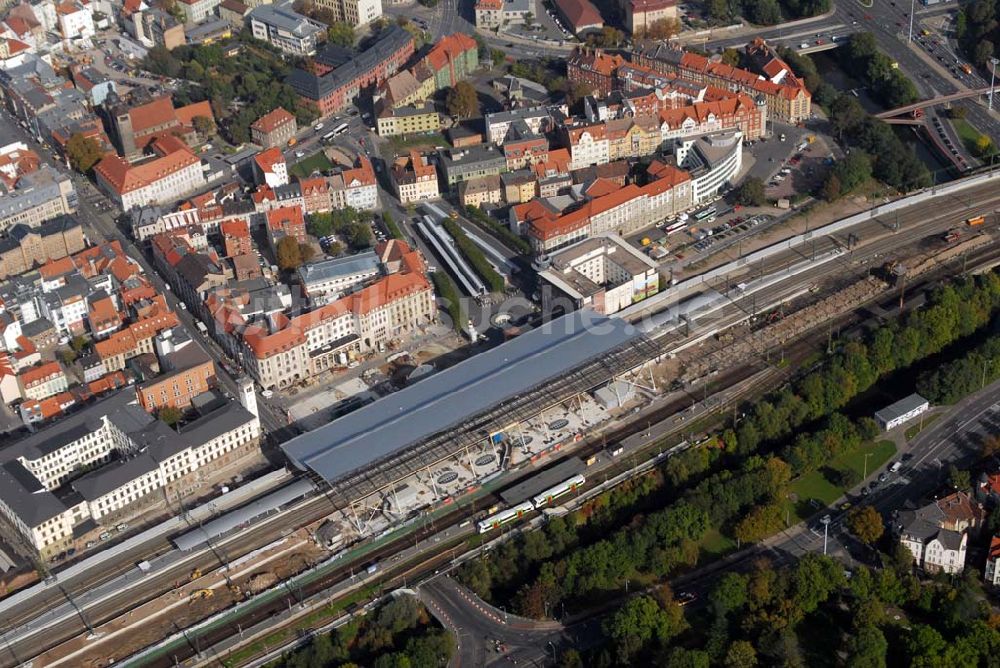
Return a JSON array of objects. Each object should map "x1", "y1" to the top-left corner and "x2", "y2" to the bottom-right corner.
[{"x1": 875, "y1": 87, "x2": 994, "y2": 119}]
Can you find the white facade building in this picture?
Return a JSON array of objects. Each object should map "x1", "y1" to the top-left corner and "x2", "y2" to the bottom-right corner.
[{"x1": 0, "y1": 389, "x2": 260, "y2": 557}]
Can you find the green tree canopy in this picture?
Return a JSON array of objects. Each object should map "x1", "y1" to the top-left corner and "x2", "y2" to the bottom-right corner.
[
  {"x1": 327, "y1": 21, "x2": 355, "y2": 47},
  {"x1": 446, "y1": 81, "x2": 479, "y2": 119},
  {"x1": 276, "y1": 235, "x2": 303, "y2": 270},
  {"x1": 66, "y1": 133, "x2": 103, "y2": 173}
]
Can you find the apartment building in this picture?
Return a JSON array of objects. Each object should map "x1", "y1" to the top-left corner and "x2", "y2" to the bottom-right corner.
[
  {"x1": 390, "y1": 151, "x2": 439, "y2": 204},
  {"x1": 265, "y1": 205, "x2": 307, "y2": 247},
  {"x1": 0, "y1": 216, "x2": 85, "y2": 279},
  {"x1": 633, "y1": 42, "x2": 811, "y2": 123},
  {"x1": 18, "y1": 360, "x2": 67, "y2": 401},
  {"x1": 897, "y1": 491, "x2": 983, "y2": 575},
  {"x1": 485, "y1": 106, "x2": 559, "y2": 145},
  {"x1": 220, "y1": 218, "x2": 253, "y2": 257},
  {"x1": 421, "y1": 33, "x2": 479, "y2": 89},
  {"x1": 559, "y1": 122, "x2": 610, "y2": 170},
  {"x1": 439, "y1": 145, "x2": 507, "y2": 188},
  {"x1": 249, "y1": 2, "x2": 325, "y2": 55},
  {"x1": 516, "y1": 162, "x2": 692, "y2": 252},
  {"x1": 56, "y1": 1, "x2": 95, "y2": 40},
  {"x1": 253, "y1": 147, "x2": 289, "y2": 187},
  {"x1": 251, "y1": 107, "x2": 297, "y2": 149},
  {"x1": 501, "y1": 121, "x2": 549, "y2": 170},
  {"x1": 459, "y1": 174, "x2": 503, "y2": 208},
  {"x1": 176, "y1": 0, "x2": 221, "y2": 24},
  {"x1": 94, "y1": 309, "x2": 180, "y2": 372},
  {"x1": 94, "y1": 136, "x2": 206, "y2": 211},
  {"x1": 375, "y1": 101, "x2": 440, "y2": 137},
  {"x1": 675, "y1": 130, "x2": 743, "y2": 202},
  {"x1": 315, "y1": 0, "x2": 383, "y2": 26},
  {"x1": 0, "y1": 160, "x2": 76, "y2": 235},
  {"x1": 474, "y1": 0, "x2": 532, "y2": 28},
  {"x1": 329, "y1": 155, "x2": 378, "y2": 211},
  {"x1": 0, "y1": 386, "x2": 259, "y2": 557},
  {"x1": 287, "y1": 26, "x2": 413, "y2": 116},
  {"x1": 241, "y1": 243, "x2": 433, "y2": 388},
  {"x1": 137, "y1": 328, "x2": 216, "y2": 411}
]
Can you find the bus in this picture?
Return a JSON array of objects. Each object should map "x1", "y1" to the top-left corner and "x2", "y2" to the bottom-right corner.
[
  {"x1": 321, "y1": 131, "x2": 336, "y2": 143},
  {"x1": 693, "y1": 207, "x2": 717, "y2": 224},
  {"x1": 332, "y1": 122, "x2": 349, "y2": 136},
  {"x1": 662, "y1": 218, "x2": 688, "y2": 235}
]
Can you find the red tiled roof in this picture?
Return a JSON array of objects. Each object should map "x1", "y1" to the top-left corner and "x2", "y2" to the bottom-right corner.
[
  {"x1": 553, "y1": 0, "x2": 603, "y2": 29},
  {"x1": 251, "y1": 107, "x2": 295, "y2": 134},
  {"x1": 39, "y1": 256, "x2": 75, "y2": 280},
  {"x1": 19, "y1": 361, "x2": 63, "y2": 387},
  {"x1": 128, "y1": 97, "x2": 178, "y2": 135},
  {"x1": 423, "y1": 33, "x2": 478, "y2": 73},
  {"x1": 254, "y1": 147, "x2": 285, "y2": 174},
  {"x1": 343, "y1": 156, "x2": 376, "y2": 187},
  {"x1": 95, "y1": 143, "x2": 200, "y2": 196},
  {"x1": 175, "y1": 100, "x2": 213, "y2": 127}
]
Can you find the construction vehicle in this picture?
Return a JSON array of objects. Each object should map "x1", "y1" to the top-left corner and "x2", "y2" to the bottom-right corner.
[
  {"x1": 966, "y1": 215, "x2": 985, "y2": 226},
  {"x1": 190, "y1": 589, "x2": 214, "y2": 600},
  {"x1": 189, "y1": 568, "x2": 201, "y2": 581},
  {"x1": 942, "y1": 229, "x2": 961, "y2": 243}
]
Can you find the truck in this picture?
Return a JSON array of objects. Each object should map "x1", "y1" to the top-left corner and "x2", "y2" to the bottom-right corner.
[
  {"x1": 966, "y1": 215, "x2": 985, "y2": 226},
  {"x1": 942, "y1": 229, "x2": 961, "y2": 243}
]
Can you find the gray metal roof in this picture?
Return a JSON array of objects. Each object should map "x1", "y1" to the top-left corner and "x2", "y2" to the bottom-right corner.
[
  {"x1": 0, "y1": 461, "x2": 66, "y2": 526},
  {"x1": 281, "y1": 311, "x2": 640, "y2": 484},
  {"x1": 300, "y1": 252, "x2": 379, "y2": 286},
  {"x1": 499, "y1": 458, "x2": 584, "y2": 506},
  {"x1": 875, "y1": 393, "x2": 928, "y2": 424},
  {"x1": 172, "y1": 477, "x2": 315, "y2": 550}
]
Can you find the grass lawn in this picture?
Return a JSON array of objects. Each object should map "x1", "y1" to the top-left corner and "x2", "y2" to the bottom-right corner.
[
  {"x1": 953, "y1": 118, "x2": 990, "y2": 155},
  {"x1": 786, "y1": 439, "x2": 897, "y2": 522},
  {"x1": 905, "y1": 412, "x2": 940, "y2": 441},
  {"x1": 385, "y1": 132, "x2": 447, "y2": 156},
  {"x1": 698, "y1": 527, "x2": 736, "y2": 559},
  {"x1": 290, "y1": 151, "x2": 334, "y2": 178}
]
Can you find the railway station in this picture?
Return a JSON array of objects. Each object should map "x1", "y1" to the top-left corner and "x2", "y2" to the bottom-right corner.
[{"x1": 280, "y1": 310, "x2": 662, "y2": 535}]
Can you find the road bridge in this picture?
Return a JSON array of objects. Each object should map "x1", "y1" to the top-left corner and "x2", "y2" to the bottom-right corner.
[{"x1": 875, "y1": 87, "x2": 994, "y2": 119}]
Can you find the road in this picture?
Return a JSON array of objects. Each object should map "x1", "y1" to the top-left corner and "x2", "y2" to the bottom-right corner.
[{"x1": 419, "y1": 577, "x2": 585, "y2": 667}]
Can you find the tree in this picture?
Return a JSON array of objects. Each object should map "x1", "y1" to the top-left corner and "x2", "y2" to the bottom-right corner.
[
  {"x1": 58, "y1": 348, "x2": 77, "y2": 366},
  {"x1": 735, "y1": 177, "x2": 766, "y2": 207},
  {"x1": 847, "y1": 506, "x2": 884, "y2": 545},
  {"x1": 192, "y1": 115, "x2": 215, "y2": 137},
  {"x1": 490, "y1": 48, "x2": 505, "y2": 67},
  {"x1": 948, "y1": 464, "x2": 971, "y2": 491},
  {"x1": 299, "y1": 243, "x2": 315, "y2": 263},
  {"x1": 709, "y1": 572, "x2": 748, "y2": 617},
  {"x1": 276, "y1": 235, "x2": 303, "y2": 270},
  {"x1": 975, "y1": 134, "x2": 995, "y2": 158},
  {"x1": 70, "y1": 335, "x2": 89, "y2": 353},
  {"x1": 159, "y1": 405, "x2": 183, "y2": 426},
  {"x1": 821, "y1": 173, "x2": 842, "y2": 202},
  {"x1": 982, "y1": 435, "x2": 1000, "y2": 461},
  {"x1": 66, "y1": 133, "x2": 103, "y2": 173},
  {"x1": 733, "y1": 504, "x2": 784, "y2": 544},
  {"x1": 724, "y1": 640, "x2": 758, "y2": 668},
  {"x1": 604, "y1": 596, "x2": 683, "y2": 662},
  {"x1": 645, "y1": 18, "x2": 681, "y2": 39},
  {"x1": 446, "y1": 81, "x2": 479, "y2": 119},
  {"x1": 327, "y1": 21, "x2": 355, "y2": 47},
  {"x1": 721, "y1": 48, "x2": 742, "y2": 67}
]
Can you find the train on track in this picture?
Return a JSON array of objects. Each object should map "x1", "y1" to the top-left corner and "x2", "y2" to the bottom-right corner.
[{"x1": 477, "y1": 474, "x2": 587, "y2": 533}]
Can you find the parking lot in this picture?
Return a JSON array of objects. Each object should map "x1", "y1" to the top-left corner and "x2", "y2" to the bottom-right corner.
[{"x1": 763, "y1": 135, "x2": 833, "y2": 201}]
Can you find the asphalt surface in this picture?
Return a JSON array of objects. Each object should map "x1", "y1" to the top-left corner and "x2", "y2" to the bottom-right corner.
[{"x1": 419, "y1": 577, "x2": 569, "y2": 667}]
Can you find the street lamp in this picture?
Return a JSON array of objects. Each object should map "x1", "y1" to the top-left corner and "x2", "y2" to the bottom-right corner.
[
  {"x1": 990, "y1": 58, "x2": 1000, "y2": 111},
  {"x1": 820, "y1": 514, "x2": 832, "y2": 556}
]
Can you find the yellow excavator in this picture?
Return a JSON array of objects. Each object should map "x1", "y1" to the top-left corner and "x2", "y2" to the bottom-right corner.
[
  {"x1": 189, "y1": 589, "x2": 213, "y2": 600},
  {"x1": 189, "y1": 568, "x2": 201, "y2": 581}
]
